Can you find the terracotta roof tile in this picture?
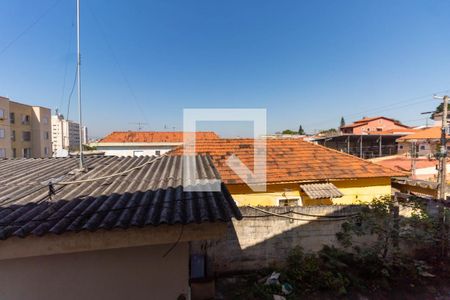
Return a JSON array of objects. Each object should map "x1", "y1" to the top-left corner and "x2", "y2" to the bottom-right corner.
[
  {"x1": 99, "y1": 131, "x2": 219, "y2": 143},
  {"x1": 171, "y1": 138, "x2": 405, "y2": 184},
  {"x1": 397, "y1": 126, "x2": 447, "y2": 141}
]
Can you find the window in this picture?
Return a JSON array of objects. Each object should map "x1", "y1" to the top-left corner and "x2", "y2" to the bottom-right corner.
[
  {"x1": 44, "y1": 147, "x2": 48, "y2": 156},
  {"x1": 44, "y1": 131, "x2": 49, "y2": 140},
  {"x1": 420, "y1": 145, "x2": 426, "y2": 150},
  {"x1": 155, "y1": 150, "x2": 161, "y2": 156},
  {"x1": 0, "y1": 148, "x2": 5, "y2": 158},
  {"x1": 42, "y1": 117, "x2": 48, "y2": 124},
  {"x1": 278, "y1": 198, "x2": 300, "y2": 207},
  {"x1": 0, "y1": 128, "x2": 4, "y2": 139},
  {"x1": 21, "y1": 115, "x2": 30, "y2": 125},
  {"x1": 399, "y1": 145, "x2": 403, "y2": 149},
  {"x1": 0, "y1": 109, "x2": 4, "y2": 120},
  {"x1": 11, "y1": 130, "x2": 15, "y2": 141},
  {"x1": 22, "y1": 131, "x2": 31, "y2": 142},
  {"x1": 12, "y1": 148, "x2": 16, "y2": 158},
  {"x1": 9, "y1": 112, "x2": 15, "y2": 124},
  {"x1": 23, "y1": 148, "x2": 31, "y2": 158}
]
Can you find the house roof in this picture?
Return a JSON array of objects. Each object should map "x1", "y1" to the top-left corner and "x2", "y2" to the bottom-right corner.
[
  {"x1": 0, "y1": 155, "x2": 241, "y2": 240},
  {"x1": 341, "y1": 116, "x2": 409, "y2": 129},
  {"x1": 170, "y1": 138, "x2": 405, "y2": 185},
  {"x1": 299, "y1": 183, "x2": 343, "y2": 199},
  {"x1": 99, "y1": 131, "x2": 219, "y2": 143},
  {"x1": 369, "y1": 156, "x2": 438, "y2": 172},
  {"x1": 397, "y1": 126, "x2": 447, "y2": 141}
]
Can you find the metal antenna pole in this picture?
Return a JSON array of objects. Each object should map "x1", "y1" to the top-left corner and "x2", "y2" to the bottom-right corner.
[{"x1": 77, "y1": 0, "x2": 84, "y2": 169}]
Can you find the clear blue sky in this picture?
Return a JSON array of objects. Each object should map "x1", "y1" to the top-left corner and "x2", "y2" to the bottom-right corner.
[{"x1": 1, "y1": 0, "x2": 450, "y2": 138}]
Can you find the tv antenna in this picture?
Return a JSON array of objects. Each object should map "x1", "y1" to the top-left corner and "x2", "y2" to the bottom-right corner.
[{"x1": 129, "y1": 122, "x2": 148, "y2": 131}]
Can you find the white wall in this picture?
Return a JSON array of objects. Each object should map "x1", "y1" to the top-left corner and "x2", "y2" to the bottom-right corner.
[
  {"x1": 98, "y1": 145, "x2": 176, "y2": 157},
  {"x1": 0, "y1": 243, "x2": 189, "y2": 300}
]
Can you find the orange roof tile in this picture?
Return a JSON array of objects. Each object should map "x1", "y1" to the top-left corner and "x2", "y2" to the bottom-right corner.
[
  {"x1": 341, "y1": 116, "x2": 410, "y2": 129},
  {"x1": 99, "y1": 131, "x2": 219, "y2": 143},
  {"x1": 370, "y1": 157, "x2": 438, "y2": 172},
  {"x1": 397, "y1": 127, "x2": 447, "y2": 141},
  {"x1": 171, "y1": 138, "x2": 405, "y2": 185}
]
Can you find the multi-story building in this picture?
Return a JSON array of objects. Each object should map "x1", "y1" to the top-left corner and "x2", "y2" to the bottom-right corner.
[
  {"x1": 340, "y1": 116, "x2": 411, "y2": 134},
  {"x1": 0, "y1": 96, "x2": 51, "y2": 159},
  {"x1": 81, "y1": 126, "x2": 88, "y2": 144},
  {"x1": 51, "y1": 112, "x2": 83, "y2": 154}
]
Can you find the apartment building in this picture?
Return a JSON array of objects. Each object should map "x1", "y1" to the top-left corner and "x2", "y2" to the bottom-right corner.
[
  {"x1": 51, "y1": 112, "x2": 83, "y2": 153},
  {"x1": 0, "y1": 96, "x2": 51, "y2": 158}
]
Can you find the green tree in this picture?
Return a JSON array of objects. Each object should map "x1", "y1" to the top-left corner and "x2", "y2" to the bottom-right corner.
[
  {"x1": 431, "y1": 102, "x2": 450, "y2": 119},
  {"x1": 282, "y1": 129, "x2": 297, "y2": 135},
  {"x1": 319, "y1": 128, "x2": 338, "y2": 136},
  {"x1": 298, "y1": 125, "x2": 305, "y2": 135}
]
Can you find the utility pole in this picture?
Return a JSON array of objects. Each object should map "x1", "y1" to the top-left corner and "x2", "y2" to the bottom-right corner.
[
  {"x1": 410, "y1": 140, "x2": 417, "y2": 179},
  {"x1": 435, "y1": 95, "x2": 449, "y2": 200}
]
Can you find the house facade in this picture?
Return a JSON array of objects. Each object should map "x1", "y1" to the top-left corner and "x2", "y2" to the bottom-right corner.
[
  {"x1": 0, "y1": 155, "x2": 241, "y2": 300},
  {"x1": 396, "y1": 126, "x2": 448, "y2": 157},
  {"x1": 340, "y1": 116, "x2": 410, "y2": 135},
  {"x1": 97, "y1": 131, "x2": 219, "y2": 157},
  {"x1": 171, "y1": 138, "x2": 404, "y2": 206},
  {"x1": 0, "y1": 96, "x2": 51, "y2": 158}
]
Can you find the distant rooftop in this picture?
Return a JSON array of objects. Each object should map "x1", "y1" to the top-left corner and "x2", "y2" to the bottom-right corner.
[
  {"x1": 170, "y1": 138, "x2": 405, "y2": 185},
  {"x1": 99, "y1": 131, "x2": 219, "y2": 143}
]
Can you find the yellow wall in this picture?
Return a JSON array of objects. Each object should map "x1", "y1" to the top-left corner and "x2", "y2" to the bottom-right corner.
[{"x1": 228, "y1": 177, "x2": 392, "y2": 206}]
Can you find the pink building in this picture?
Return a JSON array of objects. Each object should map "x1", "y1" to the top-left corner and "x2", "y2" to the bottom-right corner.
[{"x1": 340, "y1": 116, "x2": 410, "y2": 135}]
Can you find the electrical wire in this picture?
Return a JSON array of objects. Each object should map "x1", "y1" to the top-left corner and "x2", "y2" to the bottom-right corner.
[
  {"x1": 0, "y1": 0, "x2": 63, "y2": 58},
  {"x1": 162, "y1": 224, "x2": 184, "y2": 258},
  {"x1": 303, "y1": 88, "x2": 450, "y2": 129},
  {"x1": 0, "y1": 194, "x2": 229, "y2": 227},
  {"x1": 246, "y1": 205, "x2": 358, "y2": 222},
  {"x1": 86, "y1": 2, "x2": 150, "y2": 126},
  {"x1": 55, "y1": 153, "x2": 169, "y2": 185},
  {"x1": 66, "y1": 64, "x2": 78, "y2": 120},
  {"x1": 59, "y1": 21, "x2": 75, "y2": 113}
]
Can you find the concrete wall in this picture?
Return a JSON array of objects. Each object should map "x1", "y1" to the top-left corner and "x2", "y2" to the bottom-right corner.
[
  {"x1": 192, "y1": 206, "x2": 362, "y2": 274},
  {"x1": 31, "y1": 106, "x2": 52, "y2": 157},
  {"x1": 0, "y1": 97, "x2": 11, "y2": 158},
  {"x1": 397, "y1": 140, "x2": 444, "y2": 157},
  {"x1": 98, "y1": 145, "x2": 176, "y2": 157},
  {"x1": 0, "y1": 243, "x2": 189, "y2": 300},
  {"x1": 228, "y1": 177, "x2": 391, "y2": 206},
  {"x1": 9, "y1": 101, "x2": 33, "y2": 158}
]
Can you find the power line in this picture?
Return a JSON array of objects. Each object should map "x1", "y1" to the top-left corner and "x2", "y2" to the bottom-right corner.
[
  {"x1": 66, "y1": 65, "x2": 78, "y2": 120},
  {"x1": 304, "y1": 89, "x2": 450, "y2": 129},
  {"x1": 0, "y1": 0, "x2": 63, "y2": 58},
  {"x1": 85, "y1": 2, "x2": 150, "y2": 126},
  {"x1": 59, "y1": 21, "x2": 75, "y2": 113}
]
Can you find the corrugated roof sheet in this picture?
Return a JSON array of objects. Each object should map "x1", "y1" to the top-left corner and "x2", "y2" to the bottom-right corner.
[
  {"x1": 170, "y1": 138, "x2": 405, "y2": 184},
  {"x1": 0, "y1": 155, "x2": 241, "y2": 240},
  {"x1": 99, "y1": 131, "x2": 219, "y2": 143},
  {"x1": 299, "y1": 183, "x2": 343, "y2": 199}
]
